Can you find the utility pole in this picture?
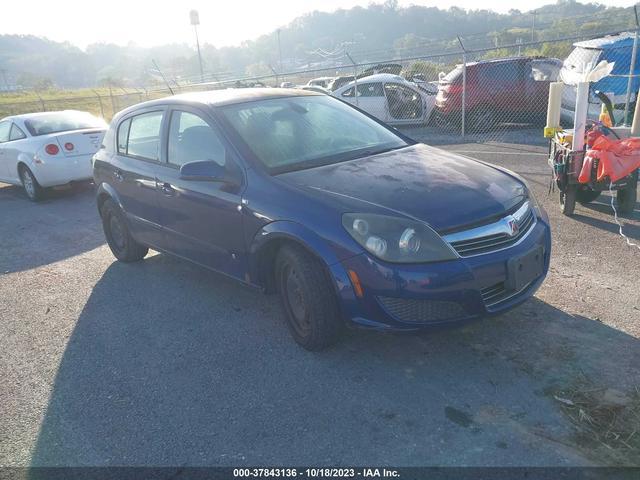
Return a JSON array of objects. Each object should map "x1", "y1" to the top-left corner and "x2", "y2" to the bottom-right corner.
[
  {"x1": 531, "y1": 10, "x2": 537, "y2": 42},
  {"x1": 190, "y1": 10, "x2": 204, "y2": 83},
  {"x1": 277, "y1": 29, "x2": 283, "y2": 73}
]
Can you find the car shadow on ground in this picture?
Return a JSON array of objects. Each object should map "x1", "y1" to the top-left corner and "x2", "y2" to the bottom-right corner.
[
  {"x1": 0, "y1": 183, "x2": 104, "y2": 273},
  {"x1": 29, "y1": 253, "x2": 640, "y2": 467}
]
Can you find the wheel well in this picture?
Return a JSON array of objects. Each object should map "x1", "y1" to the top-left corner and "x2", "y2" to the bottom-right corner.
[
  {"x1": 97, "y1": 192, "x2": 111, "y2": 213},
  {"x1": 255, "y1": 238, "x2": 332, "y2": 294},
  {"x1": 16, "y1": 162, "x2": 28, "y2": 176}
]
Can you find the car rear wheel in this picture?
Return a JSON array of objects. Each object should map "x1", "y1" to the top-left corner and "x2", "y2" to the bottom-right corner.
[
  {"x1": 275, "y1": 245, "x2": 342, "y2": 351},
  {"x1": 576, "y1": 187, "x2": 600, "y2": 205},
  {"x1": 100, "y1": 198, "x2": 148, "y2": 262},
  {"x1": 19, "y1": 165, "x2": 45, "y2": 202}
]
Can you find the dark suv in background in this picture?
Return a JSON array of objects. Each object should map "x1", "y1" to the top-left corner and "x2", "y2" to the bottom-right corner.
[{"x1": 435, "y1": 57, "x2": 562, "y2": 131}]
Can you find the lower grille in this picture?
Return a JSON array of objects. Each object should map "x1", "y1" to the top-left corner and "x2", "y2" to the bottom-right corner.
[
  {"x1": 480, "y1": 280, "x2": 536, "y2": 308},
  {"x1": 377, "y1": 296, "x2": 466, "y2": 323}
]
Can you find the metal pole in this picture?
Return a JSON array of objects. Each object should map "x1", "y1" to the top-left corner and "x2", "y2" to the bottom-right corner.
[
  {"x1": 531, "y1": 10, "x2": 536, "y2": 42},
  {"x1": 461, "y1": 54, "x2": 467, "y2": 137},
  {"x1": 624, "y1": 13, "x2": 639, "y2": 124},
  {"x1": 277, "y1": 29, "x2": 283, "y2": 73},
  {"x1": 194, "y1": 25, "x2": 204, "y2": 83},
  {"x1": 346, "y1": 52, "x2": 358, "y2": 107},
  {"x1": 457, "y1": 36, "x2": 467, "y2": 138},
  {"x1": 92, "y1": 90, "x2": 105, "y2": 118}
]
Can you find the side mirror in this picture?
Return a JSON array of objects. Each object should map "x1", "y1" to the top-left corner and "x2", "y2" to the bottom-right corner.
[{"x1": 179, "y1": 160, "x2": 240, "y2": 186}]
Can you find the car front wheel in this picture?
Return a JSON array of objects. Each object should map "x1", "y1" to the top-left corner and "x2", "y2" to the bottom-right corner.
[
  {"x1": 100, "y1": 198, "x2": 148, "y2": 262},
  {"x1": 275, "y1": 245, "x2": 343, "y2": 351}
]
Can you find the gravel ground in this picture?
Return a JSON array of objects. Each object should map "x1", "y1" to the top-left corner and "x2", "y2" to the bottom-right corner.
[{"x1": 0, "y1": 134, "x2": 639, "y2": 467}]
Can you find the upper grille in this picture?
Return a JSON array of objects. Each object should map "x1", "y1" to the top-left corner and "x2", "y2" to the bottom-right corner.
[
  {"x1": 377, "y1": 296, "x2": 466, "y2": 324},
  {"x1": 443, "y1": 201, "x2": 535, "y2": 257}
]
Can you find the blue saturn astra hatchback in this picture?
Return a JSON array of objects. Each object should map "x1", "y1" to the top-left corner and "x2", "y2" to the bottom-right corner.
[{"x1": 93, "y1": 89, "x2": 550, "y2": 350}]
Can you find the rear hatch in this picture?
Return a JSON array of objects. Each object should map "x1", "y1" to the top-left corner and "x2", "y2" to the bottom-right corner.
[
  {"x1": 436, "y1": 66, "x2": 464, "y2": 111},
  {"x1": 54, "y1": 129, "x2": 106, "y2": 157}
]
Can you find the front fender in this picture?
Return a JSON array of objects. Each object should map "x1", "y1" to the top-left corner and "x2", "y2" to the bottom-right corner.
[
  {"x1": 248, "y1": 221, "x2": 359, "y2": 312},
  {"x1": 250, "y1": 220, "x2": 345, "y2": 267}
]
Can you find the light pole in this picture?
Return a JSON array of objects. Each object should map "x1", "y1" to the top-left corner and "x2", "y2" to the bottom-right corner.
[
  {"x1": 277, "y1": 29, "x2": 283, "y2": 74},
  {"x1": 190, "y1": 9, "x2": 204, "y2": 83}
]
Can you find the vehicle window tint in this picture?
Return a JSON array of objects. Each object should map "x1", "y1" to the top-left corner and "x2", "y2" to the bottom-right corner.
[
  {"x1": 127, "y1": 112, "x2": 163, "y2": 160},
  {"x1": 357, "y1": 83, "x2": 384, "y2": 97},
  {"x1": 0, "y1": 122, "x2": 11, "y2": 143},
  {"x1": 530, "y1": 60, "x2": 561, "y2": 82},
  {"x1": 341, "y1": 87, "x2": 355, "y2": 98},
  {"x1": 479, "y1": 63, "x2": 521, "y2": 84},
  {"x1": 117, "y1": 118, "x2": 131, "y2": 154},
  {"x1": 167, "y1": 111, "x2": 226, "y2": 167},
  {"x1": 9, "y1": 124, "x2": 26, "y2": 141}
]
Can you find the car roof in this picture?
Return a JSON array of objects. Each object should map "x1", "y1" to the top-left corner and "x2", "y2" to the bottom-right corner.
[
  {"x1": 464, "y1": 56, "x2": 548, "y2": 68},
  {"x1": 1, "y1": 109, "x2": 91, "y2": 123},
  {"x1": 573, "y1": 32, "x2": 635, "y2": 50},
  {"x1": 336, "y1": 73, "x2": 412, "y2": 91},
  {"x1": 117, "y1": 88, "x2": 320, "y2": 118}
]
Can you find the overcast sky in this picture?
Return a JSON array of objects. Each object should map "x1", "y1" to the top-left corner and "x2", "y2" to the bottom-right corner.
[{"x1": 0, "y1": 0, "x2": 637, "y2": 49}]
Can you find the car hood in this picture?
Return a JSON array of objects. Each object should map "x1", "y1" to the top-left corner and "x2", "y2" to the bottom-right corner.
[{"x1": 278, "y1": 144, "x2": 526, "y2": 233}]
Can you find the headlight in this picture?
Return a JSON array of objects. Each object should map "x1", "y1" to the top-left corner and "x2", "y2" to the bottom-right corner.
[{"x1": 342, "y1": 213, "x2": 457, "y2": 263}]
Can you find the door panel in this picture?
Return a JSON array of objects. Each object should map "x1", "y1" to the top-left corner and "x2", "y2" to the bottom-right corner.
[
  {"x1": 110, "y1": 110, "x2": 165, "y2": 248},
  {"x1": 156, "y1": 109, "x2": 245, "y2": 277}
]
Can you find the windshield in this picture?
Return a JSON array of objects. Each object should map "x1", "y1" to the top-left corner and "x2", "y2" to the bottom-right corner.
[
  {"x1": 562, "y1": 47, "x2": 602, "y2": 72},
  {"x1": 220, "y1": 95, "x2": 408, "y2": 174},
  {"x1": 24, "y1": 111, "x2": 106, "y2": 136}
]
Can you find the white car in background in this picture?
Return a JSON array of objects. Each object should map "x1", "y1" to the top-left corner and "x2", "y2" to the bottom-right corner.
[
  {"x1": 332, "y1": 74, "x2": 436, "y2": 125},
  {"x1": 0, "y1": 110, "x2": 107, "y2": 201}
]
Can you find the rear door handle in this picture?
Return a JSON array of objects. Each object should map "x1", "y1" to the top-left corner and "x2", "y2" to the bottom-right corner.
[
  {"x1": 159, "y1": 182, "x2": 175, "y2": 196},
  {"x1": 113, "y1": 169, "x2": 123, "y2": 182}
]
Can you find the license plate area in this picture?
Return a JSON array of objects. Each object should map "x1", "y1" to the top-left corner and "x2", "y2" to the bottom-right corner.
[{"x1": 506, "y1": 246, "x2": 544, "y2": 292}]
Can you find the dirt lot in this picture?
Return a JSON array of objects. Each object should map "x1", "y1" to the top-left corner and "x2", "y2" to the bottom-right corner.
[{"x1": 1, "y1": 138, "x2": 639, "y2": 467}]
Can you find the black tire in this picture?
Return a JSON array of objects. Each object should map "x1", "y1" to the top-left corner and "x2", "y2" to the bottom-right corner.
[
  {"x1": 616, "y1": 172, "x2": 638, "y2": 214},
  {"x1": 100, "y1": 198, "x2": 148, "y2": 262},
  {"x1": 468, "y1": 108, "x2": 496, "y2": 132},
  {"x1": 19, "y1": 165, "x2": 45, "y2": 202},
  {"x1": 560, "y1": 185, "x2": 577, "y2": 216},
  {"x1": 275, "y1": 245, "x2": 343, "y2": 351},
  {"x1": 576, "y1": 187, "x2": 601, "y2": 205}
]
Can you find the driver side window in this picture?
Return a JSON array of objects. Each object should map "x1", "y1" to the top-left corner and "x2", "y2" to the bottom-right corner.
[
  {"x1": 167, "y1": 111, "x2": 227, "y2": 167},
  {"x1": 0, "y1": 121, "x2": 10, "y2": 143}
]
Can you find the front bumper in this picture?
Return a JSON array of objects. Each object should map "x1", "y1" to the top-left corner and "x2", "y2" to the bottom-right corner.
[{"x1": 330, "y1": 217, "x2": 551, "y2": 331}]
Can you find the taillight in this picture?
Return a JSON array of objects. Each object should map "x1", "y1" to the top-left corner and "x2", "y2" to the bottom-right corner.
[
  {"x1": 45, "y1": 144, "x2": 60, "y2": 155},
  {"x1": 440, "y1": 84, "x2": 462, "y2": 95},
  {"x1": 64, "y1": 142, "x2": 74, "y2": 151}
]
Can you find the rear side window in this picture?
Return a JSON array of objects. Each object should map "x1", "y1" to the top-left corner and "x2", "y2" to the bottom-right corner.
[
  {"x1": 126, "y1": 112, "x2": 163, "y2": 161},
  {"x1": 117, "y1": 118, "x2": 131, "y2": 154},
  {"x1": 9, "y1": 124, "x2": 26, "y2": 141},
  {"x1": 357, "y1": 83, "x2": 384, "y2": 97},
  {"x1": 0, "y1": 121, "x2": 10, "y2": 143}
]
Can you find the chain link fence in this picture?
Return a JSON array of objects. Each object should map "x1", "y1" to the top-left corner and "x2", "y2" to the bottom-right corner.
[{"x1": 1, "y1": 28, "x2": 637, "y2": 151}]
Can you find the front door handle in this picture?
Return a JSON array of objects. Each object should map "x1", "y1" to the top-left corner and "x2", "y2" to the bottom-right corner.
[
  {"x1": 113, "y1": 169, "x2": 123, "y2": 182},
  {"x1": 159, "y1": 182, "x2": 175, "y2": 196}
]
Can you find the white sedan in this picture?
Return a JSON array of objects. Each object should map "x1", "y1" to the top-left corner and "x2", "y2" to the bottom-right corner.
[
  {"x1": 332, "y1": 74, "x2": 436, "y2": 125},
  {"x1": 0, "y1": 110, "x2": 107, "y2": 201}
]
